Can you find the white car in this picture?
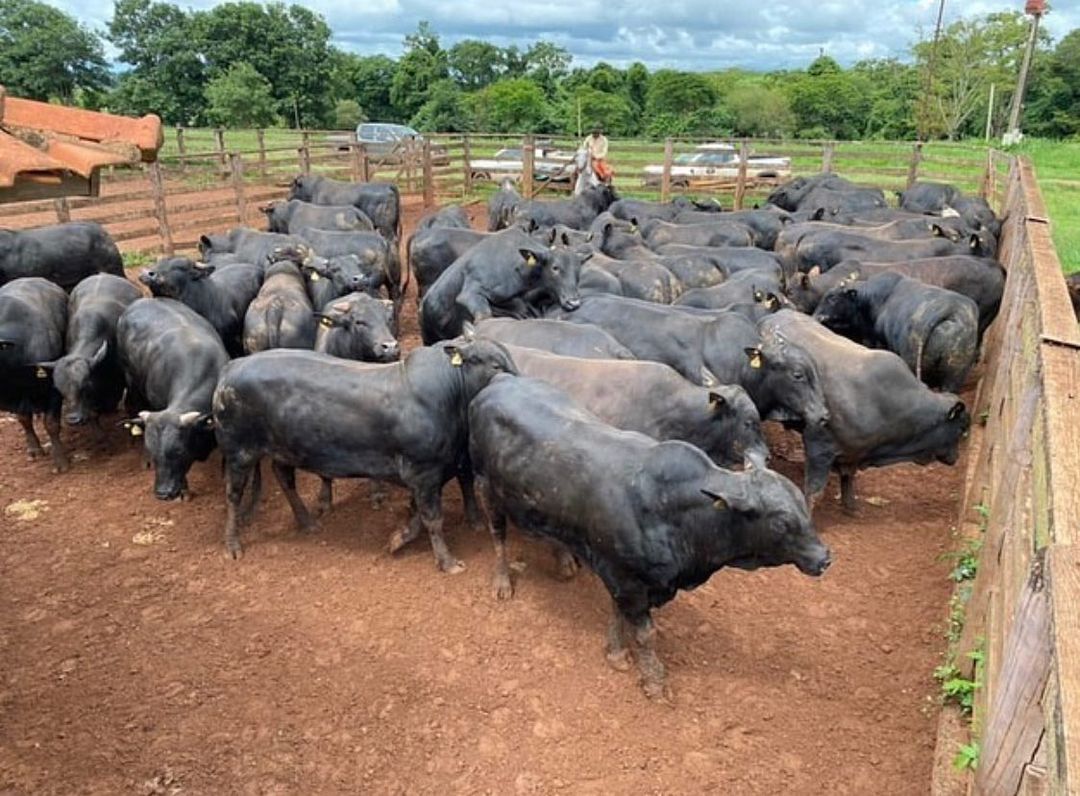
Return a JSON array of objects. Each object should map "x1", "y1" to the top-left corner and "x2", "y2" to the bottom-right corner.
[
  {"x1": 643, "y1": 143, "x2": 791, "y2": 186},
  {"x1": 469, "y1": 147, "x2": 576, "y2": 183}
]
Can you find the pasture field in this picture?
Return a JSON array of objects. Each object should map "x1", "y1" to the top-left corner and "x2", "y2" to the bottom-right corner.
[{"x1": 1011, "y1": 138, "x2": 1080, "y2": 273}]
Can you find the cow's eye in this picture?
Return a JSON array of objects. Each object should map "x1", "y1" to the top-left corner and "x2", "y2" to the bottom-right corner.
[
  {"x1": 552, "y1": 266, "x2": 560, "y2": 274},
  {"x1": 793, "y1": 371, "x2": 804, "y2": 381}
]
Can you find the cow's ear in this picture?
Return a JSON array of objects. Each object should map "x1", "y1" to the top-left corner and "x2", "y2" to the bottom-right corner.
[
  {"x1": 707, "y1": 392, "x2": 727, "y2": 412},
  {"x1": 579, "y1": 250, "x2": 594, "y2": 264},
  {"x1": 560, "y1": 231, "x2": 571, "y2": 247},
  {"x1": 193, "y1": 262, "x2": 215, "y2": 278},
  {"x1": 700, "y1": 488, "x2": 728, "y2": 511},
  {"x1": 120, "y1": 415, "x2": 147, "y2": 436},
  {"x1": 764, "y1": 293, "x2": 781, "y2": 310},
  {"x1": 812, "y1": 208, "x2": 825, "y2": 221},
  {"x1": 33, "y1": 360, "x2": 57, "y2": 372},
  {"x1": 546, "y1": 228, "x2": 558, "y2": 247},
  {"x1": 313, "y1": 313, "x2": 337, "y2": 329},
  {"x1": 518, "y1": 249, "x2": 540, "y2": 267},
  {"x1": 629, "y1": 217, "x2": 639, "y2": 233},
  {"x1": 0, "y1": 339, "x2": 14, "y2": 351},
  {"x1": 799, "y1": 274, "x2": 811, "y2": 291},
  {"x1": 461, "y1": 321, "x2": 477, "y2": 341},
  {"x1": 90, "y1": 340, "x2": 108, "y2": 368},
  {"x1": 845, "y1": 287, "x2": 858, "y2": 300},
  {"x1": 700, "y1": 366, "x2": 720, "y2": 388},
  {"x1": 969, "y1": 234, "x2": 980, "y2": 250},
  {"x1": 199, "y1": 234, "x2": 212, "y2": 249},
  {"x1": 444, "y1": 345, "x2": 465, "y2": 367},
  {"x1": 948, "y1": 401, "x2": 966, "y2": 421},
  {"x1": 744, "y1": 347, "x2": 765, "y2": 369},
  {"x1": 931, "y1": 223, "x2": 946, "y2": 237},
  {"x1": 807, "y1": 265, "x2": 821, "y2": 278},
  {"x1": 753, "y1": 289, "x2": 765, "y2": 302}
]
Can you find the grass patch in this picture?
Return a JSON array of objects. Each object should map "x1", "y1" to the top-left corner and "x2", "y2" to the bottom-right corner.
[{"x1": 1009, "y1": 138, "x2": 1080, "y2": 273}]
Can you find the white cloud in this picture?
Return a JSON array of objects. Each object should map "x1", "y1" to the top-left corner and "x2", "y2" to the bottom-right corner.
[{"x1": 50, "y1": 0, "x2": 1080, "y2": 70}]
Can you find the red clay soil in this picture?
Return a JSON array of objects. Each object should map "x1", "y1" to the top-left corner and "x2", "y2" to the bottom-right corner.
[{"x1": 0, "y1": 203, "x2": 961, "y2": 795}]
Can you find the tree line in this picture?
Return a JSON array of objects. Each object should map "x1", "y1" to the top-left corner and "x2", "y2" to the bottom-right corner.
[{"x1": 1, "y1": 0, "x2": 1078, "y2": 140}]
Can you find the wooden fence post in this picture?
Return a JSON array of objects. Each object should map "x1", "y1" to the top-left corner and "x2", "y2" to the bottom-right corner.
[
  {"x1": 422, "y1": 140, "x2": 435, "y2": 209},
  {"x1": 660, "y1": 138, "x2": 674, "y2": 203},
  {"x1": 522, "y1": 134, "x2": 535, "y2": 199},
  {"x1": 349, "y1": 132, "x2": 362, "y2": 182},
  {"x1": 230, "y1": 153, "x2": 247, "y2": 225},
  {"x1": 176, "y1": 127, "x2": 187, "y2": 172},
  {"x1": 981, "y1": 148, "x2": 995, "y2": 201},
  {"x1": 734, "y1": 139, "x2": 749, "y2": 210},
  {"x1": 148, "y1": 161, "x2": 174, "y2": 256},
  {"x1": 53, "y1": 197, "x2": 71, "y2": 223},
  {"x1": 462, "y1": 134, "x2": 473, "y2": 196},
  {"x1": 298, "y1": 145, "x2": 311, "y2": 175},
  {"x1": 906, "y1": 142, "x2": 923, "y2": 189},
  {"x1": 214, "y1": 128, "x2": 226, "y2": 177},
  {"x1": 359, "y1": 144, "x2": 371, "y2": 182},
  {"x1": 256, "y1": 129, "x2": 267, "y2": 180},
  {"x1": 821, "y1": 142, "x2": 835, "y2": 173}
]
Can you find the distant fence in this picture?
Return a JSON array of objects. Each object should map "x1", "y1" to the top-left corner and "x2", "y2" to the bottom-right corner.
[
  {"x1": 0, "y1": 126, "x2": 992, "y2": 256},
  {"x1": 945, "y1": 157, "x2": 1080, "y2": 793}
]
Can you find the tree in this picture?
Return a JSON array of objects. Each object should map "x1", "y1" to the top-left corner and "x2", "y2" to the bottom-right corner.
[
  {"x1": 913, "y1": 11, "x2": 1046, "y2": 139},
  {"x1": 343, "y1": 55, "x2": 400, "y2": 122},
  {"x1": 411, "y1": 80, "x2": 470, "y2": 132},
  {"x1": 525, "y1": 41, "x2": 571, "y2": 96},
  {"x1": 472, "y1": 78, "x2": 549, "y2": 132},
  {"x1": 560, "y1": 86, "x2": 634, "y2": 136},
  {"x1": 333, "y1": 99, "x2": 365, "y2": 130},
  {"x1": 727, "y1": 83, "x2": 795, "y2": 137},
  {"x1": 193, "y1": 3, "x2": 337, "y2": 127},
  {"x1": 1026, "y1": 29, "x2": 1080, "y2": 138},
  {"x1": 787, "y1": 59, "x2": 873, "y2": 139},
  {"x1": 645, "y1": 70, "x2": 717, "y2": 118},
  {"x1": 854, "y1": 59, "x2": 919, "y2": 139},
  {"x1": 448, "y1": 40, "x2": 503, "y2": 91},
  {"x1": 107, "y1": 0, "x2": 209, "y2": 124},
  {"x1": 0, "y1": 0, "x2": 109, "y2": 103},
  {"x1": 624, "y1": 62, "x2": 650, "y2": 112},
  {"x1": 204, "y1": 62, "x2": 278, "y2": 127},
  {"x1": 391, "y1": 21, "x2": 448, "y2": 120}
]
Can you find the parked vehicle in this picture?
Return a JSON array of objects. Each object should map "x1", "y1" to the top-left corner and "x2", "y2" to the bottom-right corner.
[
  {"x1": 468, "y1": 146, "x2": 576, "y2": 184},
  {"x1": 332, "y1": 123, "x2": 448, "y2": 165},
  {"x1": 643, "y1": 142, "x2": 791, "y2": 187}
]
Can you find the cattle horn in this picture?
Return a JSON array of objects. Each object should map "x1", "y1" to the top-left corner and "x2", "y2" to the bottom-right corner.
[
  {"x1": 699, "y1": 366, "x2": 720, "y2": 388},
  {"x1": 461, "y1": 322, "x2": 477, "y2": 341},
  {"x1": 178, "y1": 411, "x2": 211, "y2": 428}
]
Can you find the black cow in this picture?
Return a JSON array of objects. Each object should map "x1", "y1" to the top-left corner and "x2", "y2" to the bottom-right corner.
[
  {"x1": 1067, "y1": 273, "x2": 1080, "y2": 321},
  {"x1": 583, "y1": 251, "x2": 683, "y2": 304},
  {"x1": 642, "y1": 218, "x2": 754, "y2": 249},
  {"x1": 262, "y1": 199, "x2": 374, "y2": 234},
  {"x1": 779, "y1": 227, "x2": 994, "y2": 274},
  {"x1": 212, "y1": 338, "x2": 518, "y2": 565},
  {"x1": 117, "y1": 298, "x2": 228, "y2": 500},
  {"x1": 763, "y1": 310, "x2": 970, "y2": 510},
  {"x1": 672, "y1": 207, "x2": 793, "y2": 249},
  {"x1": 898, "y1": 182, "x2": 1001, "y2": 238},
  {"x1": 653, "y1": 245, "x2": 787, "y2": 280},
  {"x1": 38, "y1": 274, "x2": 141, "y2": 428},
  {"x1": 408, "y1": 227, "x2": 488, "y2": 297},
  {"x1": 768, "y1": 174, "x2": 887, "y2": 216},
  {"x1": 416, "y1": 205, "x2": 472, "y2": 231},
  {"x1": 199, "y1": 228, "x2": 307, "y2": 272},
  {"x1": 487, "y1": 178, "x2": 522, "y2": 232},
  {"x1": 470, "y1": 374, "x2": 830, "y2": 697},
  {"x1": 314, "y1": 293, "x2": 399, "y2": 362},
  {"x1": 506, "y1": 345, "x2": 768, "y2": 469},
  {"x1": 608, "y1": 197, "x2": 695, "y2": 223},
  {"x1": 243, "y1": 259, "x2": 316, "y2": 353},
  {"x1": 594, "y1": 223, "x2": 724, "y2": 290},
  {"x1": 419, "y1": 230, "x2": 584, "y2": 343},
  {"x1": 813, "y1": 272, "x2": 979, "y2": 392},
  {"x1": 0, "y1": 278, "x2": 69, "y2": 471},
  {"x1": 473, "y1": 318, "x2": 634, "y2": 359},
  {"x1": 513, "y1": 184, "x2": 619, "y2": 231},
  {"x1": 553, "y1": 296, "x2": 829, "y2": 434},
  {"x1": 296, "y1": 227, "x2": 401, "y2": 311},
  {"x1": 787, "y1": 256, "x2": 1004, "y2": 337},
  {"x1": 675, "y1": 270, "x2": 789, "y2": 311},
  {"x1": 0, "y1": 222, "x2": 123, "y2": 291},
  {"x1": 139, "y1": 257, "x2": 261, "y2": 357},
  {"x1": 289, "y1": 175, "x2": 402, "y2": 241}
]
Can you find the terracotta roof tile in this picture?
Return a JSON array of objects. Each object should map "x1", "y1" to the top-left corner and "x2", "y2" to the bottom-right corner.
[{"x1": 0, "y1": 86, "x2": 163, "y2": 195}]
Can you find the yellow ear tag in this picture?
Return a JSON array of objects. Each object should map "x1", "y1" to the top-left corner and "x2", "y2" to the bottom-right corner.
[
  {"x1": 320, "y1": 317, "x2": 334, "y2": 329},
  {"x1": 309, "y1": 272, "x2": 320, "y2": 282},
  {"x1": 35, "y1": 367, "x2": 48, "y2": 379},
  {"x1": 450, "y1": 351, "x2": 464, "y2": 366},
  {"x1": 713, "y1": 498, "x2": 727, "y2": 510},
  {"x1": 749, "y1": 353, "x2": 763, "y2": 369},
  {"x1": 526, "y1": 254, "x2": 537, "y2": 267},
  {"x1": 629, "y1": 224, "x2": 638, "y2": 233},
  {"x1": 766, "y1": 297, "x2": 779, "y2": 310},
  {"x1": 130, "y1": 425, "x2": 143, "y2": 437}
]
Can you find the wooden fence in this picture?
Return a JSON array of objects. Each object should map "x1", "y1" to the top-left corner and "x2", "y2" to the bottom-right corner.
[
  {"x1": 0, "y1": 128, "x2": 991, "y2": 257},
  {"x1": 946, "y1": 156, "x2": 1080, "y2": 794}
]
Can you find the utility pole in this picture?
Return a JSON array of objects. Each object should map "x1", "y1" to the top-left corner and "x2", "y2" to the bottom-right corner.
[
  {"x1": 917, "y1": 0, "x2": 948, "y2": 141},
  {"x1": 1003, "y1": 0, "x2": 1047, "y2": 145},
  {"x1": 985, "y1": 83, "x2": 996, "y2": 141}
]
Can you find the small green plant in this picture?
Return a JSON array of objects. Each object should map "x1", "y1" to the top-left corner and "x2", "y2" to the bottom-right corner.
[
  {"x1": 978, "y1": 410, "x2": 990, "y2": 426},
  {"x1": 935, "y1": 647, "x2": 984, "y2": 715},
  {"x1": 122, "y1": 250, "x2": 155, "y2": 270},
  {"x1": 953, "y1": 741, "x2": 980, "y2": 771},
  {"x1": 944, "y1": 537, "x2": 982, "y2": 583}
]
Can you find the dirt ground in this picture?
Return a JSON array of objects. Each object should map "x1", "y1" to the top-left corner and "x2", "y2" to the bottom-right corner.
[{"x1": 0, "y1": 202, "x2": 962, "y2": 795}]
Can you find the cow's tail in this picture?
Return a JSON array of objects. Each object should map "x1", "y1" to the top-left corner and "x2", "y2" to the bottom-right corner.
[
  {"x1": 403, "y1": 232, "x2": 414, "y2": 302},
  {"x1": 915, "y1": 337, "x2": 924, "y2": 383}
]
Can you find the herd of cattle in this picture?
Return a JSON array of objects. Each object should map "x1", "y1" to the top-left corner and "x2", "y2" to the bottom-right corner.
[{"x1": 0, "y1": 171, "x2": 1008, "y2": 697}]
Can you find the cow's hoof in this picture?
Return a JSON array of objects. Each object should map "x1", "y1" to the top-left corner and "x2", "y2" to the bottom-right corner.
[
  {"x1": 387, "y1": 528, "x2": 413, "y2": 554},
  {"x1": 52, "y1": 460, "x2": 71, "y2": 474},
  {"x1": 492, "y1": 572, "x2": 514, "y2": 600},
  {"x1": 298, "y1": 520, "x2": 321, "y2": 535},
  {"x1": 439, "y1": 558, "x2": 466, "y2": 575},
  {"x1": 224, "y1": 543, "x2": 244, "y2": 561},
  {"x1": 26, "y1": 448, "x2": 44, "y2": 461},
  {"x1": 606, "y1": 649, "x2": 632, "y2": 672},
  {"x1": 641, "y1": 678, "x2": 671, "y2": 702}
]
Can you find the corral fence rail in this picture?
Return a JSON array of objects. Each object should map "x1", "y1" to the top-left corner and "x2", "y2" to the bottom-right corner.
[
  {"x1": 941, "y1": 155, "x2": 1080, "y2": 795},
  {"x1": 1, "y1": 128, "x2": 989, "y2": 256}
]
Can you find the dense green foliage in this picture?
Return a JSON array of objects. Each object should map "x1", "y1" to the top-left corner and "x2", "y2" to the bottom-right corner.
[{"x1": 0, "y1": 1, "x2": 1077, "y2": 140}]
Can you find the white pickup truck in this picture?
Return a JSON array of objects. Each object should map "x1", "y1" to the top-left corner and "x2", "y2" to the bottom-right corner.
[{"x1": 643, "y1": 142, "x2": 791, "y2": 187}]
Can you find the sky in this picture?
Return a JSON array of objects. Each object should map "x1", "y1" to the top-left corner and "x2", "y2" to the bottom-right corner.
[{"x1": 53, "y1": 0, "x2": 1080, "y2": 71}]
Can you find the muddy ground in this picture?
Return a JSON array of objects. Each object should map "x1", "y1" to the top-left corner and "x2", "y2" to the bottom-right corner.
[{"x1": 0, "y1": 202, "x2": 962, "y2": 795}]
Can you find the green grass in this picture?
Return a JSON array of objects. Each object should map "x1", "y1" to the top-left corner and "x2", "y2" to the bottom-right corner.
[{"x1": 1009, "y1": 138, "x2": 1080, "y2": 273}]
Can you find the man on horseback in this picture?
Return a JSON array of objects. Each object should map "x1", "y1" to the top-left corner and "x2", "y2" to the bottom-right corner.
[{"x1": 583, "y1": 125, "x2": 613, "y2": 184}]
